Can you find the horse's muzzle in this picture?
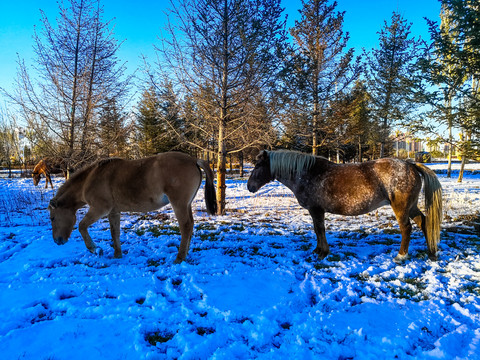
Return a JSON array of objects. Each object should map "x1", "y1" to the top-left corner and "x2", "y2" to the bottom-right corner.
[
  {"x1": 247, "y1": 183, "x2": 258, "y2": 193},
  {"x1": 54, "y1": 237, "x2": 68, "y2": 245}
]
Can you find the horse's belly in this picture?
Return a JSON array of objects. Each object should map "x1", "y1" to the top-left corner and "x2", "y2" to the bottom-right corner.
[
  {"x1": 327, "y1": 198, "x2": 390, "y2": 216},
  {"x1": 117, "y1": 194, "x2": 170, "y2": 212}
]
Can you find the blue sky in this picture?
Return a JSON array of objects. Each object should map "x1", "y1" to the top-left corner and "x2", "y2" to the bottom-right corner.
[{"x1": 0, "y1": 0, "x2": 441, "y2": 104}]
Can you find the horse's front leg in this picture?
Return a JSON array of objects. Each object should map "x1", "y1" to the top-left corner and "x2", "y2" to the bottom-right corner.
[
  {"x1": 108, "y1": 210, "x2": 122, "y2": 258},
  {"x1": 44, "y1": 173, "x2": 53, "y2": 189},
  {"x1": 79, "y1": 207, "x2": 106, "y2": 256},
  {"x1": 308, "y1": 207, "x2": 329, "y2": 259}
]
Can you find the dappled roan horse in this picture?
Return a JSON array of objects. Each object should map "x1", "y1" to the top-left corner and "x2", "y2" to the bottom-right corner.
[
  {"x1": 247, "y1": 150, "x2": 443, "y2": 262},
  {"x1": 32, "y1": 157, "x2": 70, "y2": 189},
  {"x1": 48, "y1": 152, "x2": 217, "y2": 263}
]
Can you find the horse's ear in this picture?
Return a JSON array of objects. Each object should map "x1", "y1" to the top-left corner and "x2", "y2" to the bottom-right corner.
[
  {"x1": 48, "y1": 199, "x2": 58, "y2": 210},
  {"x1": 257, "y1": 150, "x2": 268, "y2": 161}
]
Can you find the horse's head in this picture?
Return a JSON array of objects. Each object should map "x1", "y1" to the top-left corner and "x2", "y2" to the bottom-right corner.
[
  {"x1": 48, "y1": 199, "x2": 76, "y2": 245},
  {"x1": 247, "y1": 150, "x2": 273, "y2": 193},
  {"x1": 32, "y1": 172, "x2": 40, "y2": 186}
]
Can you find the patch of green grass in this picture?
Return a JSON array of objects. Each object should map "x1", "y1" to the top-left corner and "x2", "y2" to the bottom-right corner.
[
  {"x1": 145, "y1": 331, "x2": 174, "y2": 346},
  {"x1": 198, "y1": 232, "x2": 219, "y2": 241},
  {"x1": 147, "y1": 259, "x2": 161, "y2": 267},
  {"x1": 388, "y1": 277, "x2": 428, "y2": 302},
  {"x1": 135, "y1": 224, "x2": 181, "y2": 237},
  {"x1": 172, "y1": 278, "x2": 182, "y2": 286},
  {"x1": 395, "y1": 287, "x2": 421, "y2": 300},
  {"x1": 366, "y1": 238, "x2": 396, "y2": 246},
  {"x1": 351, "y1": 272, "x2": 370, "y2": 282},
  {"x1": 460, "y1": 283, "x2": 480, "y2": 296},
  {"x1": 382, "y1": 228, "x2": 401, "y2": 235},
  {"x1": 314, "y1": 263, "x2": 336, "y2": 270},
  {"x1": 231, "y1": 223, "x2": 245, "y2": 231},
  {"x1": 342, "y1": 251, "x2": 357, "y2": 259},
  {"x1": 299, "y1": 243, "x2": 313, "y2": 251},
  {"x1": 195, "y1": 223, "x2": 217, "y2": 231},
  {"x1": 224, "y1": 247, "x2": 244, "y2": 257},
  {"x1": 196, "y1": 327, "x2": 215, "y2": 336},
  {"x1": 135, "y1": 228, "x2": 146, "y2": 236},
  {"x1": 327, "y1": 254, "x2": 342, "y2": 262}
]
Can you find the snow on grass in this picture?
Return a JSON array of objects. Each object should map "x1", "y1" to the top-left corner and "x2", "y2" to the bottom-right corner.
[{"x1": 0, "y1": 164, "x2": 479, "y2": 359}]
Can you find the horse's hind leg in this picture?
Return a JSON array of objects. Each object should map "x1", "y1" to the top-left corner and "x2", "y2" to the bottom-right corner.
[
  {"x1": 308, "y1": 207, "x2": 329, "y2": 259},
  {"x1": 409, "y1": 205, "x2": 426, "y2": 237},
  {"x1": 172, "y1": 203, "x2": 194, "y2": 264},
  {"x1": 391, "y1": 203, "x2": 413, "y2": 263},
  {"x1": 108, "y1": 210, "x2": 122, "y2": 258}
]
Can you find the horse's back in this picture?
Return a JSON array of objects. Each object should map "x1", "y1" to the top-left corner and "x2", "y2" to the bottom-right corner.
[
  {"x1": 302, "y1": 158, "x2": 422, "y2": 215},
  {"x1": 83, "y1": 153, "x2": 202, "y2": 212},
  {"x1": 369, "y1": 158, "x2": 421, "y2": 191}
]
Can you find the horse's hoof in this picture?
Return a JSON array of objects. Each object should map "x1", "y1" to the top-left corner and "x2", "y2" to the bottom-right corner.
[
  {"x1": 113, "y1": 251, "x2": 123, "y2": 259},
  {"x1": 313, "y1": 248, "x2": 329, "y2": 260},
  {"x1": 95, "y1": 247, "x2": 104, "y2": 257},
  {"x1": 428, "y1": 253, "x2": 438, "y2": 261},
  {"x1": 173, "y1": 257, "x2": 184, "y2": 264},
  {"x1": 393, "y1": 253, "x2": 409, "y2": 264}
]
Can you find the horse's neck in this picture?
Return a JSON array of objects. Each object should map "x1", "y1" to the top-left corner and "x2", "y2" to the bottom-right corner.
[
  {"x1": 56, "y1": 171, "x2": 89, "y2": 209},
  {"x1": 274, "y1": 174, "x2": 301, "y2": 194},
  {"x1": 33, "y1": 162, "x2": 44, "y2": 173}
]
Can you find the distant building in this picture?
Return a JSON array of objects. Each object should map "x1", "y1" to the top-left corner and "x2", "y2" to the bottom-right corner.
[{"x1": 390, "y1": 131, "x2": 458, "y2": 158}]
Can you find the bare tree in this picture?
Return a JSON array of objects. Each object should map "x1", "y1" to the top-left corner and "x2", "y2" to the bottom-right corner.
[
  {"x1": 4, "y1": 0, "x2": 132, "y2": 168},
  {"x1": 0, "y1": 108, "x2": 28, "y2": 177},
  {"x1": 153, "y1": 0, "x2": 287, "y2": 214}
]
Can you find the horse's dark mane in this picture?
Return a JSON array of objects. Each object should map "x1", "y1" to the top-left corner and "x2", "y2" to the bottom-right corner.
[
  {"x1": 267, "y1": 150, "x2": 317, "y2": 178},
  {"x1": 98, "y1": 157, "x2": 122, "y2": 166}
]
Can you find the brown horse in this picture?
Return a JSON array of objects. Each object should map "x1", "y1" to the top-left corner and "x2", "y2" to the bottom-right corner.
[
  {"x1": 247, "y1": 150, "x2": 443, "y2": 262},
  {"x1": 48, "y1": 152, "x2": 217, "y2": 263},
  {"x1": 32, "y1": 157, "x2": 69, "y2": 189}
]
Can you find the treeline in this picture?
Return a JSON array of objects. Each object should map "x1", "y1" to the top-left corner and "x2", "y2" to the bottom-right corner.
[{"x1": 0, "y1": 0, "x2": 479, "y2": 213}]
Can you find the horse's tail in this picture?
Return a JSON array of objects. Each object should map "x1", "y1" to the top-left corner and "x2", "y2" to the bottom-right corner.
[
  {"x1": 196, "y1": 159, "x2": 217, "y2": 215},
  {"x1": 414, "y1": 163, "x2": 443, "y2": 254}
]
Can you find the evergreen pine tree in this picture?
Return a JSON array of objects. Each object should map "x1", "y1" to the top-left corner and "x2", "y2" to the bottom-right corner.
[{"x1": 365, "y1": 12, "x2": 423, "y2": 158}]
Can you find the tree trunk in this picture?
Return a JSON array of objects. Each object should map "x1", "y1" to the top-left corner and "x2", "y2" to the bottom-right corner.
[
  {"x1": 239, "y1": 152, "x2": 244, "y2": 178},
  {"x1": 215, "y1": 0, "x2": 229, "y2": 215},
  {"x1": 446, "y1": 99, "x2": 453, "y2": 178},
  {"x1": 312, "y1": 105, "x2": 318, "y2": 156},
  {"x1": 216, "y1": 117, "x2": 227, "y2": 215},
  {"x1": 312, "y1": 64, "x2": 319, "y2": 156},
  {"x1": 358, "y1": 135, "x2": 362, "y2": 162},
  {"x1": 457, "y1": 155, "x2": 465, "y2": 183}
]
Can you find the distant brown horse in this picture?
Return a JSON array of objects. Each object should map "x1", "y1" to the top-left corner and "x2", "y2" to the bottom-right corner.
[
  {"x1": 48, "y1": 152, "x2": 217, "y2": 263},
  {"x1": 32, "y1": 157, "x2": 69, "y2": 189},
  {"x1": 247, "y1": 150, "x2": 443, "y2": 262}
]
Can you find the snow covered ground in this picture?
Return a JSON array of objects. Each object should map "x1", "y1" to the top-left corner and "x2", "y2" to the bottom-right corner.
[{"x1": 0, "y1": 162, "x2": 479, "y2": 360}]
